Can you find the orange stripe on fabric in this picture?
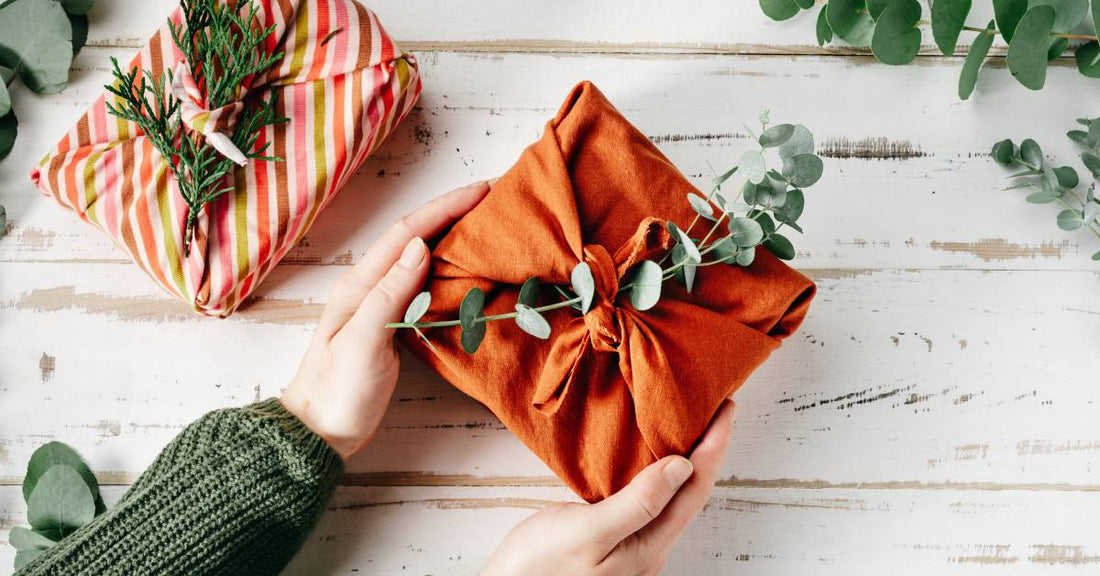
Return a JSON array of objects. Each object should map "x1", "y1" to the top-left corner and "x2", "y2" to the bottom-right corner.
[{"x1": 134, "y1": 139, "x2": 171, "y2": 290}]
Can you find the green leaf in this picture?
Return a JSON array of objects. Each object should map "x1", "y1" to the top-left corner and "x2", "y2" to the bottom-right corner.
[
  {"x1": 1084, "y1": 201, "x2": 1100, "y2": 223},
  {"x1": 1093, "y1": 0, "x2": 1100, "y2": 46},
  {"x1": 403, "y1": 292, "x2": 431, "y2": 324},
  {"x1": 867, "y1": 0, "x2": 892, "y2": 20},
  {"x1": 759, "y1": 123, "x2": 795, "y2": 147},
  {"x1": 683, "y1": 260, "x2": 697, "y2": 293},
  {"x1": 736, "y1": 246, "x2": 757, "y2": 266},
  {"x1": 627, "y1": 260, "x2": 663, "y2": 312},
  {"x1": 1026, "y1": 189, "x2": 1061, "y2": 203},
  {"x1": 0, "y1": 78, "x2": 8, "y2": 117},
  {"x1": 0, "y1": 204, "x2": 6, "y2": 235},
  {"x1": 570, "y1": 262, "x2": 596, "y2": 314},
  {"x1": 757, "y1": 211, "x2": 777, "y2": 236},
  {"x1": 1054, "y1": 165, "x2": 1079, "y2": 188},
  {"x1": 23, "y1": 441, "x2": 103, "y2": 514},
  {"x1": 779, "y1": 125, "x2": 815, "y2": 160},
  {"x1": 783, "y1": 154, "x2": 824, "y2": 187},
  {"x1": 759, "y1": 0, "x2": 802, "y2": 20},
  {"x1": 712, "y1": 237, "x2": 738, "y2": 262},
  {"x1": 872, "y1": 0, "x2": 923, "y2": 65},
  {"x1": 459, "y1": 288, "x2": 484, "y2": 332},
  {"x1": 994, "y1": 0, "x2": 1028, "y2": 42},
  {"x1": 816, "y1": 7, "x2": 834, "y2": 45},
  {"x1": 932, "y1": 0, "x2": 972, "y2": 56},
  {"x1": 763, "y1": 233, "x2": 797, "y2": 260},
  {"x1": 827, "y1": 0, "x2": 876, "y2": 46},
  {"x1": 69, "y1": 13, "x2": 88, "y2": 55},
  {"x1": 756, "y1": 177, "x2": 788, "y2": 207},
  {"x1": 713, "y1": 165, "x2": 738, "y2": 188},
  {"x1": 460, "y1": 318, "x2": 486, "y2": 354},
  {"x1": 517, "y1": 277, "x2": 541, "y2": 307},
  {"x1": 777, "y1": 188, "x2": 806, "y2": 222},
  {"x1": 514, "y1": 304, "x2": 551, "y2": 339},
  {"x1": 671, "y1": 223, "x2": 702, "y2": 263},
  {"x1": 60, "y1": 0, "x2": 95, "y2": 15},
  {"x1": 729, "y1": 216, "x2": 765, "y2": 247},
  {"x1": 1007, "y1": 5, "x2": 1055, "y2": 90},
  {"x1": 1031, "y1": 0, "x2": 1089, "y2": 31},
  {"x1": 959, "y1": 21, "x2": 996, "y2": 99},
  {"x1": 1020, "y1": 138, "x2": 1044, "y2": 168},
  {"x1": 9, "y1": 527, "x2": 56, "y2": 552},
  {"x1": 1082, "y1": 151, "x2": 1100, "y2": 177},
  {"x1": 687, "y1": 193, "x2": 715, "y2": 220},
  {"x1": 1047, "y1": 36, "x2": 1069, "y2": 60},
  {"x1": 27, "y1": 465, "x2": 95, "y2": 533},
  {"x1": 1093, "y1": 249, "x2": 1100, "y2": 261},
  {"x1": 0, "y1": 0, "x2": 74, "y2": 94},
  {"x1": 738, "y1": 150, "x2": 766, "y2": 185},
  {"x1": 1068, "y1": 129, "x2": 1090, "y2": 144},
  {"x1": 1057, "y1": 209, "x2": 1085, "y2": 230},
  {"x1": 0, "y1": 109, "x2": 16, "y2": 161},
  {"x1": 991, "y1": 138, "x2": 1017, "y2": 165},
  {"x1": 1076, "y1": 42, "x2": 1100, "y2": 77}
]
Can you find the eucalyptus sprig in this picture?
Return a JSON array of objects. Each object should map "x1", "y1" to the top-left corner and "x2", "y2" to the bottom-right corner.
[
  {"x1": 992, "y1": 118, "x2": 1100, "y2": 260},
  {"x1": 389, "y1": 114, "x2": 823, "y2": 354},
  {"x1": 104, "y1": 0, "x2": 287, "y2": 253},
  {"x1": 760, "y1": 0, "x2": 1100, "y2": 99},
  {"x1": 9, "y1": 442, "x2": 105, "y2": 571}
]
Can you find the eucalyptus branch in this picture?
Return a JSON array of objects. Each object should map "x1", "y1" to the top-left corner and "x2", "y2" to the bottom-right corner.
[
  {"x1": 391, "y1": 115, "x2": 823, "y2": 354},
  {"x1": 992, "y1": 116, "x2": 1100, "y2": 261}
]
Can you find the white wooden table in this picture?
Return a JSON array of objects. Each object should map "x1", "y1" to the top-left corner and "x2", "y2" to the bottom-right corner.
[{"x1": 3, "y1": 1, "x2": 1100, "y2": 574}]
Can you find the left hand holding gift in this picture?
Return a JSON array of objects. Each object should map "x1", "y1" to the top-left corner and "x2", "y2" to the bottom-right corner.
[
  {"x1": 482, "y1": 400, "x2": 735, "y2": 576},
  {"x1": 281, "y1": 181, "x2": 491, "y2": 459}
]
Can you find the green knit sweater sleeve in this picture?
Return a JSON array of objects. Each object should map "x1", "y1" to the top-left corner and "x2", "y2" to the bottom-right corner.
[{"x1": 16, "y1": 398, "x2": 344, "y2": 576}]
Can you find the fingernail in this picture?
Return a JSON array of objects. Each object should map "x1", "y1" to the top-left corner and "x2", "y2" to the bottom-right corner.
[
  {"x1": 486, "y1": 177, "x2": 500, "y2": 187},
  {"x1": 398, "y1": 237, "x2": 426, "y2": 269},
  {"x1": 662, "y1": 457, "x2": 694, "y2": 490}
]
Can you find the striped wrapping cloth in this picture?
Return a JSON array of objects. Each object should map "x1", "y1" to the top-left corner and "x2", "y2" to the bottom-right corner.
[{"x1": 31, "y1": 0, "x2": 421, "y2": 316}]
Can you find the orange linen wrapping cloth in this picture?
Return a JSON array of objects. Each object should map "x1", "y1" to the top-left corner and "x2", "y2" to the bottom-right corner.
[
  {"x1": 400, "y1": 81, "x2": 816, "y2": 502},
  {"x1": 31, "y1": 0, "x2": 421, "y2": 316}
]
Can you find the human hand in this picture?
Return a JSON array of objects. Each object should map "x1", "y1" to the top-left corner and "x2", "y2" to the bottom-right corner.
[
  {"x1": 281, "y1": 182, "x2": 491, "y2": 459},
  {"x1": 482, "y1": 399, "x2": 735, "y2": 576}
]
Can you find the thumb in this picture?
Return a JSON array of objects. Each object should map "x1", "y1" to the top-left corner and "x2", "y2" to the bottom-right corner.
[
  {"x1": 342, "y1": 236, "x2": 430, "y2": 347},
  {"x1": 588, "y1": 455, "x2": 694, "y2": 547}
]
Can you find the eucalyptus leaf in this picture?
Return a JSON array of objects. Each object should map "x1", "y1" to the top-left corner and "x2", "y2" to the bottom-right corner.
[
  {"x1": 712, "y1": 237, "x2": 738, "y2": 262},
  {"x1": 1057, "y1": 208, "x2": 1085, "y2": 230},
  {"x1": 9, "y1": 526, "x2": 55, "y2": 552},
  {"x1": 627, "y1": 260, "x2": 663, "y2": 311},
  {"x1": 403, "y1": 292, "x2": 431, "y2": 324},
  {"x1": 0, "y1": 0, "x2": 74, "y2": 94},
  {"x1": 23, "y1": 441, "x2": 103, "y2": 514},
  {"x1": 778, "y1": 188, "x2": 806, "y2": 222},
  {"x1": 755, "y1": 178, "x2": 788, "y2": 208},
  {"x1": 459, "y1": 288, "x2": 484, "y2": 332},
  {"x1": 759, "y1": 0, "x2": 802, "y2": 20},
  {"x1": 570, "y1": 262, "x2": 596, "y2": 314},
  {"x1": 729, "y1": 217, "x2": 765, "y2": 247},
  {"x1": 0, "y1": 79, "x2": 9, "y2": 117},
  {"x1": 713, "y1": 165, "x2": 738, "y2": 187},
  {"x1": 779, "y1": 125, "x2": 814, "y2": 160},
  {"x1": 1047, "y1": 36, "x2": 1069, "y2": 60},
  {"x1": 867, "y1": 0, "x2": 892, "y2": 20},
  {"x1": 816, "y1": 7, "x2": 834, "y2": 45},
  {"x1": 517, "y1": 277, "x2": 541, "y2": 307},
  {"x1": 1006, "y1": 5, "x2": 1055, "y2": 90},
  {"x1": 672, "y1": 224, "x2": 702, "y2": 263},
  {"x1": 61, "y1": 0, "x2": 95, "y2": 15},
  {"x1": 795, "y1": 0, "x2": 814, "y2": 7},
  {"x1": 932, "y1": 0, "x2": 972, "y2": 56},
  {"x1": 1068, "y1": 129, "x2": 1090, "y2": 144},
  {"x1": 736, "y1": 246, "x2": 757, "y2": 266},
  {"x1": 759, "y1": 123, "x2": 795, "y2": 147},
  {"x1": 994, "y1": 0, "x2": 1028, "y2": 42},
  {"x1": 1084, "y1": 201, "x2": 1100, "y2": 223},
  {"x1": 763, "y1": 233, "x2": 797, "y2": 260},
  {"x1": 514, "y1": 304, "x2": 551, "y2": 339},
  {"x1": 0, "y1": 109, "x2": 16, "y2": 161},
  {"x1": 1075, "y1": 42, "x2": 1100, "y2": 77},
  {"x1": 738, "y1": 150, "x2": 766, "y2": 185},
  {"x1": 1082, "y1": 151, "x2": 1100, "y2": 177},
  {"x1": 1020, "y1": 138, "x2": 1044, "y2": 168},
  {"x1": 783, "y1": 154, "x2": 824, "y2": 187},
  {"x1": 0, "y1": 204, "x2": 6, "y2": 235},
  {"x1": 27, "y1": 465, "x2": 95, "y2": 533},
  {"x1": 683, "y1": 260, "x2": 697, "y2": 293},
  {"x1": 460, "y1": 319, "x2": 486, "y2": 354},
  {"x1": 687, "y1": 193, "x2": 715, "y2": 220},
  {"x1": 827, "y1": 0, "x2": 875, "y2": 46},
  {"x1": 1026, "y1": 189, "x2": 1061, "y2": 203},
  {"x1": 69, "y1": 13, "x2": 88, "y2": 55},
  {"x1": 1031, "y1": 0, "x2": 1089, "y2": 31},
  {"x1": 1054, "y1": 165, "x2": 1079, "y2": 188},
  {"x1": 992, "y1": 138, "x2": 1017, "y2": 165},
  {"x1": 1093, "y1": 249, "x2": 1100, "y2": 261},
  {"x1": 959, "y1": 21, "x2": 996, "y2": 99}
]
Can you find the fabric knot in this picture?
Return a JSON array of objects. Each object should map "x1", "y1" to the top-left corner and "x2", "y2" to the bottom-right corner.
[
  {"x1": 170, "y1": 63, "x2": 249, "y2": 166},
  {"x1": 581, "y1": 244, "x2": 623, "y2": 352}
]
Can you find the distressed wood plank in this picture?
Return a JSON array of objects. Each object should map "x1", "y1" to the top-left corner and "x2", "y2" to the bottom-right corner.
[
  {"x1": 4, "y1": 484, "x2": 1100, "y2": 574},
  {"x1": 3, "y1": 49, "x2": 1099, "y2": 271},
  {"x1": 2, "y1": 263, "x2": 1098, "y2": 488}
]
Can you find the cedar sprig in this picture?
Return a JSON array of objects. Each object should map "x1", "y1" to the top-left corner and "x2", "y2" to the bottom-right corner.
[
  {"x1": 105, "y1": 0, "x2": 287, "y2": 254},
  {"x1": 388, "y1": 114, "x2": 823, "y2": 354}
]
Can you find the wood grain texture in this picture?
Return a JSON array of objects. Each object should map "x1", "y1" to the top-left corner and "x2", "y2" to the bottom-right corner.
[{"x1": 2, "y1": 0, "x2": 1100, "y2": 574}]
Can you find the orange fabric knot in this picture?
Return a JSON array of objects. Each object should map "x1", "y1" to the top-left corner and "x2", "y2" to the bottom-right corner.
[{"x1": 581, "y1": 244, "x2": 622, "y2": 352}]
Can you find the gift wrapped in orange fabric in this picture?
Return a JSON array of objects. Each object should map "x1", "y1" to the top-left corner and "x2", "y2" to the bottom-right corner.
[
  {"x1": 399, "y1": 81, "x2": 816, "y2": 502},
  {"x1": 31, "y1": 0, "x2": 420, "y2": 317}
]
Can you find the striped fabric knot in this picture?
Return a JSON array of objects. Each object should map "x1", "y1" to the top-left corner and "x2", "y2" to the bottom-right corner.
[{"x1": 170, "y1": 62, "x2": 248, "y2": 166}]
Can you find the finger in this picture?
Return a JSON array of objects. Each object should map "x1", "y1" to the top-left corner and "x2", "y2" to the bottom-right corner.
[
  {"x1": 339, "y1": 236, "x2": 432, "y2": 348},
  {"x1": 638, "y1": 400, "x2": 735, "y2": 550},
  {"x1": 318, "y1": 181, "x2": 490, "y2": 339},
  {"x1": 587, "y1": 455, "x2": 696, "y2": 548}
]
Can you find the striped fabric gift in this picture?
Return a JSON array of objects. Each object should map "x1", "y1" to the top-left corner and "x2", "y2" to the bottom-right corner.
[{"x1": 30, "y1": 0, "x2": 421, "y2": 316}]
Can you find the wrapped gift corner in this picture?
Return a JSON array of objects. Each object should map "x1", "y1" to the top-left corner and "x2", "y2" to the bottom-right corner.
[
  {"x1": 30, "y1": 0, "x2": 422, "y2": 317},
  {"x1": 399, "y1": 81, "x2": 817, "y2": 502}
]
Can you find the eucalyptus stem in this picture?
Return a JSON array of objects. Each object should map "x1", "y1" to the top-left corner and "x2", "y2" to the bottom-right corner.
[{"x1": 386, "y1": 297, "x2": 582, "y2": 329}]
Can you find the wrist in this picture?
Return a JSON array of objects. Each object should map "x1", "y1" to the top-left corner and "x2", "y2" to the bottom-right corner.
[{"x1": 280, "y1": 388, "x2": 363, "y2": 461}]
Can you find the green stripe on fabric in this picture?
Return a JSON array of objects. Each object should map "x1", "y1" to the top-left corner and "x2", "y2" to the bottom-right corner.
[
  {"x1": 233, "y1": 169, "x2": 250, "y2": 287},
  {"x1": 155, "y1": 163, "x2": 188, "y2": 297},
  {"x1": 83, "y1": 152, "x2": 101, "y2": 225},
  {"x1": 289, "y1": 0, "x2": 310, "y2": 79}
]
